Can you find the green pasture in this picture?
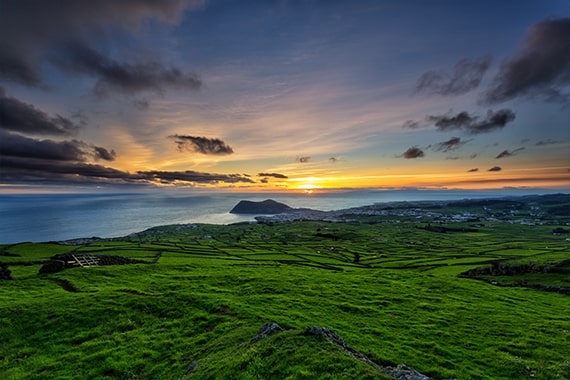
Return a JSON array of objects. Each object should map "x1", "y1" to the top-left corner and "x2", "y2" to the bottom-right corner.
[{"x1": 1, "y1": 214, "x2": 569, "y2": 379}]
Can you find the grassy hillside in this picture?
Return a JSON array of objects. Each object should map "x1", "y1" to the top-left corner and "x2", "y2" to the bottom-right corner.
[{"x1": 1, "y1": 198, "x2": 569, "y2": 379}]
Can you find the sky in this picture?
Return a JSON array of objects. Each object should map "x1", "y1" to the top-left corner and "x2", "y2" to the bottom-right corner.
[{"x1": 1, "y1": 0, "x2": 569, "y2": 193}]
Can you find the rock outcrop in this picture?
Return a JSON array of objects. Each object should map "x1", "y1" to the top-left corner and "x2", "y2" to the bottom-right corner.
[
  {"x1": 252, "y1": 322, "x2": 285, "y2": 341},
  {"x1": 249, "y1": 323, "x2": 433, "y2": 380},
  {"x1": 305, "y1": 325, "x2": 384, "y2": 371},
  {"x1": 230, "y1": 199, "x2": 294, "y2": 214},
  {"x1": 382, "y1": 364, "x2": 432, "y2": 380},
  {"x1": 0, "y1": 262, "x2": 13, "y2": 280}
]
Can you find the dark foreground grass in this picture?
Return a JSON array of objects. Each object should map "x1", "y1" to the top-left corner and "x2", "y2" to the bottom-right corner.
[{"x1": 1, "y1": 216, "x2": 569, "y2": 379}]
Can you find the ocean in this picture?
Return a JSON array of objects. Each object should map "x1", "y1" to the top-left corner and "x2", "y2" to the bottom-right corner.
[{"x1": 0, "y1": 189, "x2": 553, "y2": 244}]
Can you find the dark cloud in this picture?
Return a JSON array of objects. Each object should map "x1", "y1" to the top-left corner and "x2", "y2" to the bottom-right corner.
[
  {"x1": 495, "y1": 147, "x2": 525, "y2": 159},
  {"x1": 401, "y1": 120, "x2": 420, "y2": 129},
  {"x1": 0, "y1": 0, "x2": 202, "y2": 93},
  {"x1": 0, "y1": 131, "x2": 115, "y2": 162},
  {"x1": 1, "y1": 155, "x2": 253, "y2": 186},
  {"x1": 52, "y1": 44, "x2": 201, "y2": 97},
  {"x1": 415, "y1": 56, "x2": 492, "y2": 96},
  {"x1": 0, "y1": 90, "x2": 79, "y2": 136},
  {"x1": 92, "y1": 146, "x2": 117, "y2": 161},
  {"x1": 400, "y1": 147, "x2": 425, "y2": 159},
  {"x1": 298, "y1": 156, "x2": 311, "y2": 163},
  {"x1": 137, "y1": 170, "x2": 254, "y2": 185},
  {"x1": 0, "y1": 156, "x2": 135, "y2": 185},
  {"x1": 0, "y1": 52, "x2": 43, "y2": 87},
  {"x1": 469, "y1": 109, "x2": 516, "y2": 134},
  {"x1": 426, "y1": 109, "x2": 515, "y2": 134},
  {"x1": 482, "y1": 18, "x2": 570, "y2": 104},
  {"x1": 426, "y1": 111, "x2": 473, "y2": 131},
  {"x1": 329, "y1": 157, "x2": 338, "y2": 163},
  {"x1": 258, "y1": 173, "x2": 288, "y2": 179},
  {"x1": 433, "y1": 137, "x2": 467, "y2": 152},
  {"x1": 169, "y1": 135, "x2": 234, "y2": 155},
  {"x1": 467, "y1": 168, "x2": 479, "y2": 172},
  {"x1": 535, "y1": 139, "x2": 563, "y2": 146},
  {"x1": 488, "y1": 166, "x2": 502, "y2": 172}
]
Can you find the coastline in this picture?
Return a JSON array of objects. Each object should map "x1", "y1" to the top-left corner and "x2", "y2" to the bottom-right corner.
[{"x1": 1, "y1": 191, "x2": 567, "y2": 244}]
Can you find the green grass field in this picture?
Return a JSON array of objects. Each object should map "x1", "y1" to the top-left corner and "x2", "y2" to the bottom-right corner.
[{"x1": 1, "y1": 206, "x2": 569, "y2": 379}]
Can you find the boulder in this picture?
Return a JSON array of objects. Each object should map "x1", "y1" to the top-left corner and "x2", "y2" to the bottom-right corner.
[{"x1": 252, "y1": 322, "x2": 284, "y2": 341}]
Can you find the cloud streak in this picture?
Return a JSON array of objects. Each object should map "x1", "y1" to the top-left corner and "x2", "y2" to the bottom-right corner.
[
  {"x1": 495, "y1": 147, "x2": 525, "y2": 159},
  {"x1": 401, "y1": 120, "x2": 420, "y2": 129},
  {"x1": 258, "y1": 173, "x2": 288, "y2": 179},
  {"x1": 0, "y1": 89, "x2": 79, "y2": 136},
  {"x1": 482, "y1": 17, "x2": 570, "y2": 104},
  {"x1": 426, "y1": 109, "x2": 515, "y2": 134},
  {"x1": 535, "y1": 139, "x2": 563, "y2": 146},
  {"x1": 433, "y1": 137, "x2": 467, "y2": 152},
  {"x1": 1, "y1": 156, "x2": 254, "y2": 187},
  {"x1": 52, "y1": 44, "x2": 201, "y2": 97},
  {"x1": 138, "y1": 170, "x2": 254, "y2": 185},
  {"x1": 415, "y1": 56, "x2": 492, "y2": 96},
  {"x1": 169, "y1": 135, "x2": 234, "y2": 155}
]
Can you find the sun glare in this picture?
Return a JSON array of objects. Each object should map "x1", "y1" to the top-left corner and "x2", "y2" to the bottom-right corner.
[{"x1": 297, "y1": 183, "x2": 321, "y2": 194}]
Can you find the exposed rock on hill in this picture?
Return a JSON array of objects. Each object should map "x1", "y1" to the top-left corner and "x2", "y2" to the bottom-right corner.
[
  {"x1": 230, "y1": 199, "x2": 294, "y2": 214},
  {"x1": 252, "y1": 322, "x2": 285, "y2": 341},
  {"x1": 247, "y1": 322, "x2": 433, "y2": 380},
  {"x1": 383, "y1": 364, "x2": 433, "y2": 380},
  {"x1": 0, "y1": 262, "x2": 13, "y2": 280},
  {"x1": 304, "y1": 325, "x2": 383, "y2": 372}
]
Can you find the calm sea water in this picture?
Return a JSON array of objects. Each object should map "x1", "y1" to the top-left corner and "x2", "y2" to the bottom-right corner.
[{"x1": 0, "y1": 189, "x2": 550, "y2": 243}]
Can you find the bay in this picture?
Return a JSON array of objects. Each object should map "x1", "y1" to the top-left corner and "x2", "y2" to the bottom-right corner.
[{"x1": 0, "y1": 189, "x2": 548, "y2": 243}]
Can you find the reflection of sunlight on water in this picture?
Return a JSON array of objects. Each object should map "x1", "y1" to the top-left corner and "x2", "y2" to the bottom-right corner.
[
  {"x1": 296, "y1": 184, "x2": 320, "y2": 194},
  {"x1": 190, "y1": 212, "x2": 256, "y2": 225}
]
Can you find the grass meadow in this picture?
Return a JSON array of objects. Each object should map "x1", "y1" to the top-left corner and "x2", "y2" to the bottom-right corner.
[{"x1": 1, "y1": 207, "x2": 569, "y2": 379}]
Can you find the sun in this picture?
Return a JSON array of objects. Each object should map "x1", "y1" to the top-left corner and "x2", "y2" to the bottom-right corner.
[{"x1": 296, "y1": 183, "x2": 321, "y2": 194}]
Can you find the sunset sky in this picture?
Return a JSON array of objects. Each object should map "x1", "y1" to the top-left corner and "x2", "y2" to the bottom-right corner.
[{"x1": 1, "y1": 0, "x2": 569, "y2": 193}]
